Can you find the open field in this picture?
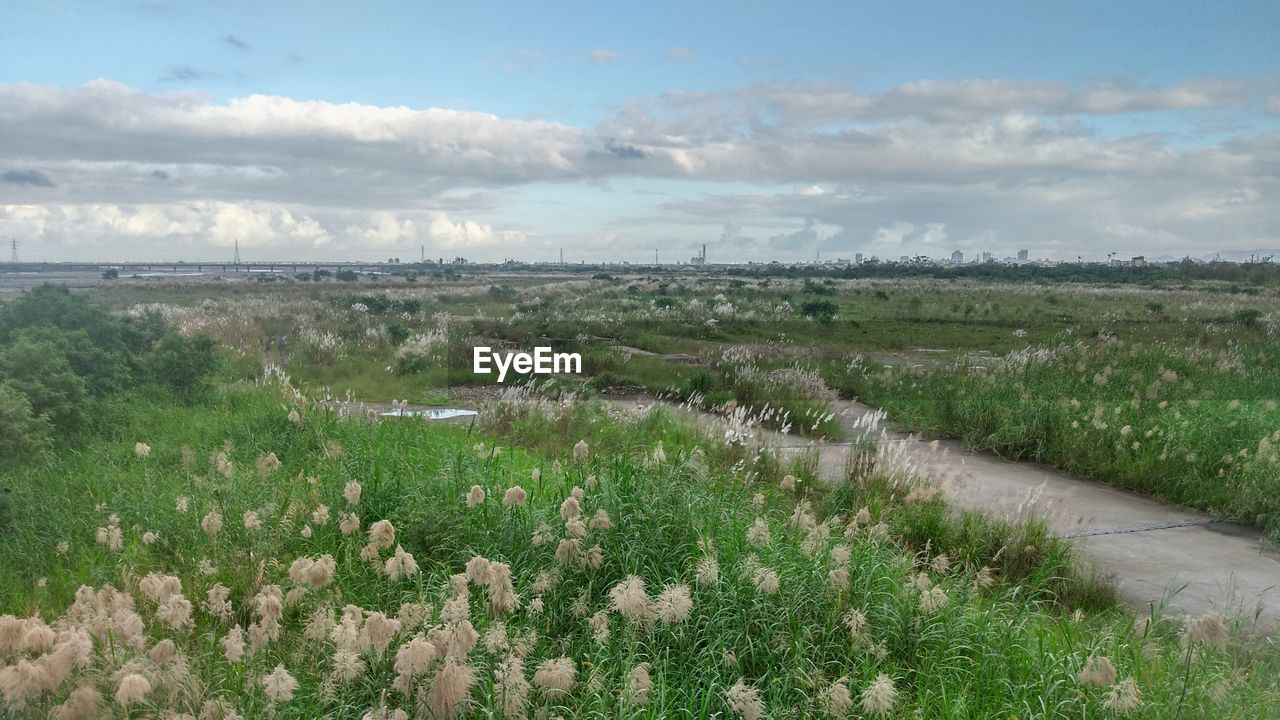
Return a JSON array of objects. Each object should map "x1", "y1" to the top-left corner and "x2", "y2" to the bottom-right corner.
[
  {"x1": 8, "y1": 0, "x2": 1279, "y2": 716},
  {"x1": 3, "y1": 382, "x2": 1279, "y2": 717},
  {"x1": 2, "y1": 268, "x2": 1279, "y2": 717},
  {"x1": 77, "y1": 267, "x2": 1280, "y2": 537}
]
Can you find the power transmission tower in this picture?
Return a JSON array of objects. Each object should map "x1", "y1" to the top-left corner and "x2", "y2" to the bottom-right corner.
[
  {"x1": 9, "y1": 239, "x2": 16, "y2": 263},
  {"x1": 233, "y1": 238, "x2": 241, "y2": 265}
]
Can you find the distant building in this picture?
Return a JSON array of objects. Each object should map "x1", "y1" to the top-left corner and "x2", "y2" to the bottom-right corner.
[
  {"x1": 1017, "y1": 249, "x2": 1029, "y2": 261},
  {"x1": 855, "y1": 252, "x2": 863, "y2": 264},
  {"x1": 951, "y1": 250, "x2": 964, "y2": 265},
  {"x1": 690, "y1": 243, "x2": 707, "y2": 266},
  {"x1": 982, "y1": 251, "x2": 993, "y2": 263},
  {"x1": 1111, "y1": 256, "x2": 1146, "y2": 268}
]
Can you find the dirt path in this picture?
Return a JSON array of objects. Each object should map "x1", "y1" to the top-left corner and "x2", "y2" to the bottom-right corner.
[
  {"x1": 605, "y1": 395, "x2": 1280, "y2": 631},
  {"x1": 610, "y1": 344, "x2": 703, "y2": 364}
]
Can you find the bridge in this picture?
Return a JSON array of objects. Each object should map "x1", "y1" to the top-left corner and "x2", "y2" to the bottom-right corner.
[{"x1": 0, "y1": 261, "x2": 449, "y2": 274}]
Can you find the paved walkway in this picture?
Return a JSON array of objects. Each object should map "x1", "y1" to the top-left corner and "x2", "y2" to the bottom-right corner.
[{"x1": 608, "y1": 396, "x2": 1280, "y2": 632}]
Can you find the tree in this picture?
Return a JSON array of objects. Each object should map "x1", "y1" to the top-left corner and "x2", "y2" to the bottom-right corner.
[
  {"x1": 13, "y1": 326, "x2": 131, "y2": 397},
  {"x1": 146, "y1": 333, "x2": 220, "y2": 401},
  {"x1": 0, "y1": 381, "x2": 52, "y2": 468},
  {"x1": 0, "y1": 283, "x2": 148, "y2": 360},
  {"x1": 0, "y1": 334, "x2": 90, "y2": 432},
  {"x1": 0, "y1": 283, "x2": 221, "y2": 446}
]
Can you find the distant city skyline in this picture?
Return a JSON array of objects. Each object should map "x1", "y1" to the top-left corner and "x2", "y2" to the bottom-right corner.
[
  {"x1": 1, "y1": 1, "x2": 1277, "y2": 263},
  {"x1": 8, "y1": 239, "x2": 1273, "y2": 267}
]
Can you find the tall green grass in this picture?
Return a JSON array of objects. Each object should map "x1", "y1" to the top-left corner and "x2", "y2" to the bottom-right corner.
[
  {"x1": 848, "y1": 337, "x2": 1280, "y2": 539},
  {"x1": 2, "y1": 386, "x2": 1275, "y2": 717}
]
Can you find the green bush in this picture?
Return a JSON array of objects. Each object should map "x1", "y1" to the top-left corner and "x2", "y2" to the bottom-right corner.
[
  {"x1": 394, "y1": 351, "x2": 434, "y2": 375},
  {"x1": 802, "y1": 278, "x2": 835, "y2": 295},
  {"x1": 385, "y1": 323, "x2": 412, "y2": 346},
  {"x1": 145, "y1": 333, "x2": 220, "y2": 401},
  {"x1": 488, "y1": 284, "x2": 519, "y2": 302},
  {"x1": 684, "y1": 367, "x2": 717, "y2": 395},
  {"x1": 0, "y1": 333, "x2": 90, "y2": 432},
  {"x1": 0, "y1": 381, "x2": 52, "y2": 468},
  {"x1": 0, "y1": 284, "x2": 221, "y2": 438},
  {"x1": 12, "y1": 326, "x2": 133, "y2": 397},
  {"x1": 1233, "y1": 308, "x2": 1262, "y2": 326},
  {"x1": 0, "y1": 284, "x2": 146, "y2": 359},
  {"x1": 799, "y1": 299, "x2": 839, "y2": 323}
]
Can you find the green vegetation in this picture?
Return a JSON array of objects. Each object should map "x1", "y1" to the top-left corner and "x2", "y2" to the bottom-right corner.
[
  {"x1": 799, "y1": 299, "x2": 840, "y2": 323},
  {"x1": 79, "y1": 270, "x2": 1280, "y2": 538},
  {"x1": 2, "y1": 271, "x2": 1279, "y2": 717},
  {"x1": 0, "y1": 284, "x2": 220, "y2": 461},
  {"x1": 724, "y1": 257, "x2": 1280, "y2": 287},
  {"x1": 0, "y1": 382, "x2": 52, "y2": 463},
  {"x1": 1, "y1": 384, "x2": 1276, "y2": 717},
  {"x1": 848, "y1": 335, "x2": 1280, "y2": 537}
]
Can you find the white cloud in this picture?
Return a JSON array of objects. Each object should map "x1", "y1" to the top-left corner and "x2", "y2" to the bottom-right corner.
[
  {"x1": 872, "y1": 222, "x2": 916, "y2": 246},
  {"x1": 0, "y1": 201, "x2": 526, "y2": 259},
  {"x1": 918, "y1": 223, "x2": 948, "y2": 247},
  {"x1": 205, "y1": 204, "x2": 331, "y2": 248},
  {"x1": 0, "y1": 77, "x2": 1274, "y2": 260},
  {"x1": 586, "y1": 49, "x2": 619, "y2": 65},
  {"x1": 425, "y1": 211, "x2": 524, "y2": 248}
]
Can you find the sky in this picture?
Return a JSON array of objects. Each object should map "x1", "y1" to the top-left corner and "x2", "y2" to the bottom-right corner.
[{"x1": 1, "y1": 1, "x2": 1278, "y2": 263}]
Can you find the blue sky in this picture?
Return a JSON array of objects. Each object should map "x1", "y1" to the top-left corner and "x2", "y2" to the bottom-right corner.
[
  {"x1": 1, "y1": 1, "x2": 1277, "y2": 262},
  {"x1": 7, "y1": 2, "x2": 1274, "y2": 116}
]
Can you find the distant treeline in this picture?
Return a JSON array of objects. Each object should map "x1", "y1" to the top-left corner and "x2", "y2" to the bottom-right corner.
[
  {"x1": 476, "y1": 258, "x2": 1280, "y2": 288},
  {"x1": 721, "y1": 258, "x2": 1280, "y2": 287}
]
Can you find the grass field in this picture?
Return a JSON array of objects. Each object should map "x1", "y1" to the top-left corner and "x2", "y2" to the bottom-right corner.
[
  {"x1": 87, "y1": 271, "x2": 1280, "y2": 536},
  {"x1": 2, "y1": 270, "x2": 1280, "y2": 717},
  {"x1": 2, "y1": 382, "x2": 1277, "y2": 717}
]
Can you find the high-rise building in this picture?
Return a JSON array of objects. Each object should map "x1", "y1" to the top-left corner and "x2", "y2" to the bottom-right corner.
[
  {"x1": 951, "y1": 250, "x2": 964, "y2": 265},
  {"x1": 855, "y1": 252, "x2": 863, "y2": 264},
  {"x1": 1017, "y1": 249, "x2": 1029, "y2": 261}
]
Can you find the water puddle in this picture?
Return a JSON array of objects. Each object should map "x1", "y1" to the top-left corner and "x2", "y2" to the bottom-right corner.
[{"x1": 378, "y1": 408, "x2": 478, "y2": 420}]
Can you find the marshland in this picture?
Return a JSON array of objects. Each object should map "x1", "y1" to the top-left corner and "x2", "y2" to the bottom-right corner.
[{"x1": 1, "y1": 265, "x2": 1278, "y2": 718}]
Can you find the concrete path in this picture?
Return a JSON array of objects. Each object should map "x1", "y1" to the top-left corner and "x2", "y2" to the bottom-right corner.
[{"x1": 607, "y1": 396, "x2": 1280, "y2": 632}]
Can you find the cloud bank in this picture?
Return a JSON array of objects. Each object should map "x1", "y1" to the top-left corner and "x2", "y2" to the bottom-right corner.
[{"x1": 0, "y1": 77, "x2": 1275, "y2": 260}]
